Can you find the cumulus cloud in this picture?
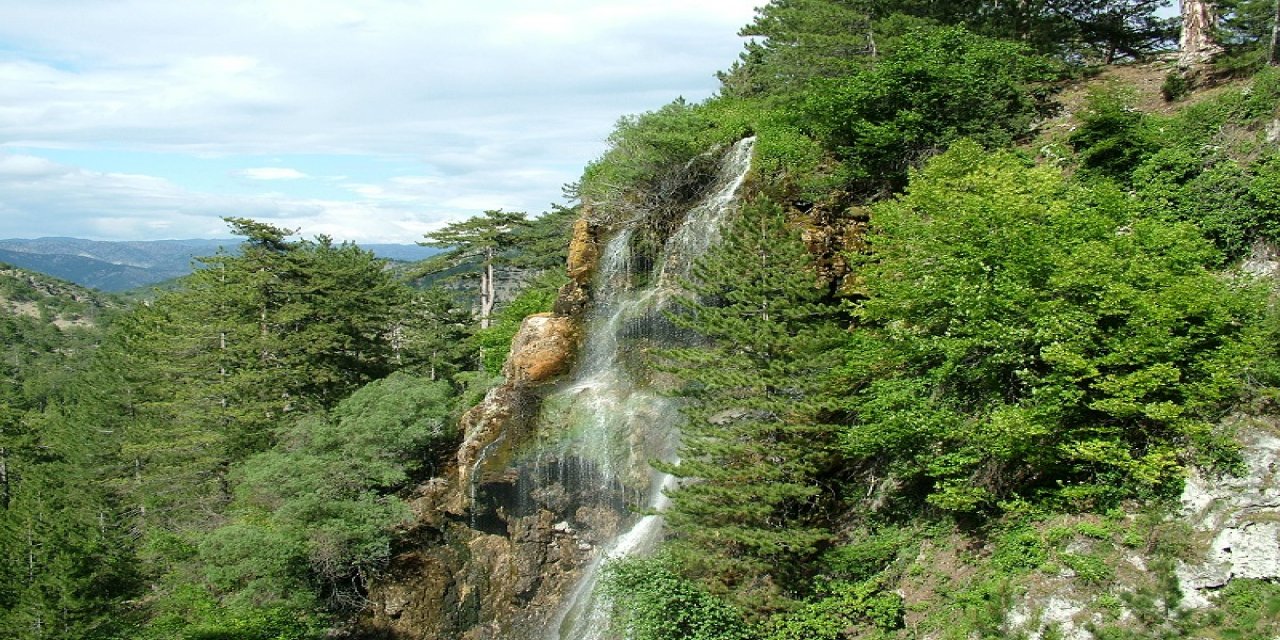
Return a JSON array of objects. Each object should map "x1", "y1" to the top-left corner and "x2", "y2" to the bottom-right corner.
[{"x1": 0, "y1": 0, "x2": 761, "y2": 241}]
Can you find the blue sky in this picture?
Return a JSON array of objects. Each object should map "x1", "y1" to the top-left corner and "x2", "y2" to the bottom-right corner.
[{"x1": 0, "y1": 0, "x2": 761, "y2": 242}]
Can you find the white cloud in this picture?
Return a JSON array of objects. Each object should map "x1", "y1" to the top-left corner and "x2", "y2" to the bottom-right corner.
[
  {"x1": 0, "y1": 153, "x2": 67, "y2": 178},
  {"x1": 236, "y1": 167, "x2": 309, "y2": 180},
  {"x1": 0, "y1": 0, "x2": 762, "y2": 241}
]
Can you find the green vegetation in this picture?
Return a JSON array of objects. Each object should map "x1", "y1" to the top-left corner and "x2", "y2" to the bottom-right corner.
[
  {"x1": 655, "y1": 197, "x2": 847, "y2": 605},
  {"x1": 9, "y1": 2, "x2": 1280, "y2": 639},
  {"x1": 587, "y1": 2, "x2": 1280, "y2": 639},
  {"x1": 0, "y1": 206, "x2": 572, "y2": 637},
  {"x1": 846, "y1": 142, "x2": 1260, "y2": 513}
]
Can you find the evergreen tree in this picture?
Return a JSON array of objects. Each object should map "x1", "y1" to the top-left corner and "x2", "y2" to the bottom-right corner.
[
  {"x1": 420, "y1": 209, "x2": 530, "y2": 329},
  {"x1": 506, "y1": 204, "x2": 579, "y2": 272},
  {"x1": 719, "y1": 0, "x2": 877, "y2": 98},
  {"x1": 394, "y1": 287, "x2": 476, "y2": 381},
  {"x1": 801, "y1": 25, "x2": 1055, "y2": 195},
  {"x1": 657, "y1": 198, "x2": 847, "y2": 601},
  {"x1": 0, "y1": 392, "x2": 137, "y2": 639},
  {"x1": 88, "y1": 219, "x2": 413, "y2": 614}
]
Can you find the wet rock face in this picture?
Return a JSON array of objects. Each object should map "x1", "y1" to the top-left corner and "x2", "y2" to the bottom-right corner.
[
  {"x1": 362, "y1": 514, "x2": 591, "y2": 640},
  {"x1": 555, "y1": 218, "x2": 599, "y2": 318},
  {"x1": 360, "y1": 215, "x2": 601, "y2": 640},
  {"x1": 450, "y1": 313, "x2": 581, "y2": 515},
  {"x1": 1177, "y1": 423, "x2": 1280, "y2": 607}
]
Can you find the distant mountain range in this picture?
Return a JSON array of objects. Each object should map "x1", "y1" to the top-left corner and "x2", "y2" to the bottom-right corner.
[{"x1": 0, "y1": 237, "x2": 442, "y2": 292}]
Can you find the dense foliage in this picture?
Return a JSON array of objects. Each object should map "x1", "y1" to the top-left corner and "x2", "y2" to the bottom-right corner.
[
  {"x1": 846, "y1": 142, "x2": 1261, "y2": 512},
  {"x1": 9, "y1": 1, "x2": 1280, "y2": 638},
  {"x1": 656, "y1": 198, "x2": 847, "y2": 604},
  {"x1": 592, "y1": 2, "x2": 1280, "y2": 639}
]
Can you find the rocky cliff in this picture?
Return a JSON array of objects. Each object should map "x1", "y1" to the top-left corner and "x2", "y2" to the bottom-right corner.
[{"x1": 360, "y1": 215, "x2": 608, "y2": 640}]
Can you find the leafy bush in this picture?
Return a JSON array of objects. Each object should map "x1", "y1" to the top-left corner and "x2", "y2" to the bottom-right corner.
[
  {"x1": 145, "y1": 374, "x2": 457, "y2": 621},
  {"x1": 1201, "y1": 578, "x2": 1280, "y2": 638},
  {"x1": 600, "y1": 557, "x2": 755, "y2": 640},
  {"x1": 578, "y1": 98, "x2": 738, "y2": 226},
  {"x1": 137, "y1": 583, "x2": 326, "y2": 640},
  {"x1": 992, "y1": 525, "x2": 1048, "y2": 572},
  {"x1": 802, "y1": 26, "x2": 1056, "y2": 194},
  {"x1": 764, "y1": 580, "x2": 904, "y2": 639},
  {"x1": 844, "y1": 141, "x2": 1264, "y2": 512}
]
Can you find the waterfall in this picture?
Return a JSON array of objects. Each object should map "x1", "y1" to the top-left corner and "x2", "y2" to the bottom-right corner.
[{"x1": 539, "y1": 136, "x2": 755, "y2": 640}]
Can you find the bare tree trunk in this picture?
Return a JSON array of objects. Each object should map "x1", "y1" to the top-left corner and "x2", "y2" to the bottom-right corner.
[
  {"x1": 1270, "y1": 0, "x2": 1280, "y2": 65},
  {"x1": 0, "y1": 449, "x2": 8, "y2": 510},
  {"x1": 1180, "y1": 0, "x2": 1224, "y2": 66},
  {"x1": 479, "y1": 247, "x2": 495, "y2": 330}
]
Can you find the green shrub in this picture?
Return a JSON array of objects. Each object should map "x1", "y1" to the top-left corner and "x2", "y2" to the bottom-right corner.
[
  {"x1": 1199, "y1": 578, "x2": 1280, "y2": 638},
  {"x1": 1061, "y1": 552, "x2": 1114, "y2": 584},
  {"x1": 1069, "y1": 83, "x2": 1154, "y2": 180},
  {"x1": 764, "y1": 580, "x2": 904, "y2": 640},
  {"x1": 993, "y1": 526, "x2": 1048, "y2": 572},
  {"x1": 820, "y1": 529, "x2": 909, "y2": 583},
  {"x1": 1161, "y1": 71, "x2": 1191, "y2": 102},
  {"x1": 600, "y1": 557, "x2": 755, "y2": 640},
  {"x1": 802, "y1": 25, "x2": 1057, "y2": 194},
  {"x1": 844, "y1": 142, "x2": 1264, "y2": 512},
  {"x1": 578, "y1": 98, "x2": 735, "y2": 225}
]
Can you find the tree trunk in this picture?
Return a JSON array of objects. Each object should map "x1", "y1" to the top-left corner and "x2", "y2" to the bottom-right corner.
[
  {"x1": 0, "y1": 448, "x2": 8, "y2": 510},
  {"x1": 479, "y1": 247, "x2": 495, "y2": 330},
  {"x1": 1270, "y1": 0, "x2": 1280, "y2": 65},
  {"x1": 1180, "y1": 0, "x2": 1223, "y2": 66}
]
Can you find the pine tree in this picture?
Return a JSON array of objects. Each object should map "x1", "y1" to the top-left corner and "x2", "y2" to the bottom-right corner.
[
  {"x1": 420, "y1": 209, "x2": 530, "y2": 329},
  {"x1": 0, "y1": 387, "x2": 138, "y2": 639},
  {"x1": 395, "y1": 287, "x2": 477, "y2": 381},
  {"x1": 719, "y1": 0, "x2": 877, "y2": 98},
  {"x1": 91, "y1": 219, "x2": 412, "y2": 594},
  {"x1": 657, "y1": 198, "x2": 847, "y2": 599}
]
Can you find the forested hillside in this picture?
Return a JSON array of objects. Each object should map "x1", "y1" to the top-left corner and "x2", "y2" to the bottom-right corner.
[
  {"x1": 0, "y1": 211, "x2": 572, "y2": 637},
  {"x1": 6, "y1": 1, "x2": 1280, "y2": 639},
  {"x1": 579, "y1": 2, "x2": 1280, "y2": 639}
]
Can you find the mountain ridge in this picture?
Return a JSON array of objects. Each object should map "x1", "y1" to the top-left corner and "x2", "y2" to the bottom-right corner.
[{"x1": 0, "y1": 237, "x2": 442, "y2": 291}]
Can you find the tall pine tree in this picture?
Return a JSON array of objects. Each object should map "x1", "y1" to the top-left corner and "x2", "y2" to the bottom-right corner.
[{"x1": 657, "y1": 197, "x2": 847, "y2": 602}]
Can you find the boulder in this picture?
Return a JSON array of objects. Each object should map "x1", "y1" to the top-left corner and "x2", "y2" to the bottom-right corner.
[{"x1": 503, "y1": 313, "x2": 580, "y2": 386}]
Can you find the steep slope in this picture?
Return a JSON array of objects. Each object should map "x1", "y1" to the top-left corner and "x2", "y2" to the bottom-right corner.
[{"x1": 0, "y1": 262, "x2": 119, "y2": 328}]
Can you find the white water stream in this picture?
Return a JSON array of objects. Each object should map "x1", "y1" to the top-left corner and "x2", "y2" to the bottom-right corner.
[{"x1": 542, "y1": 137, "x2": 755, "y2": 640}]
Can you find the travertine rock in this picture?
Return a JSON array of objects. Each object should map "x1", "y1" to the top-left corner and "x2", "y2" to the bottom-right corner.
[
  {"x1": 566, "y1": 216, "x2": 600, "y2": 286},
  {"x1": 503, "y1": 313, "x2": 579, "y2": 385}
]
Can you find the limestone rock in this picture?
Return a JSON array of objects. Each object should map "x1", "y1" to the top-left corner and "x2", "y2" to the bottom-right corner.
[
  {"x1": 1176, "y1": 423, "x2": 1280, "y2": 607},
  {"x1": 449, "y1": 383, "x2": 520, "y2": 515},
  {"x1": 1242, "y1": 240, "x2": 1280, "y2": 279},
  {"x1": 553, "y1": 279, "x2": 591, "y2": 318}
]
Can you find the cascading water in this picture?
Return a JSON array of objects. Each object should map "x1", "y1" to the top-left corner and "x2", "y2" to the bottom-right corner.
[{"x1": 537, "y1": 136, "x2": 756, "y2": 640}]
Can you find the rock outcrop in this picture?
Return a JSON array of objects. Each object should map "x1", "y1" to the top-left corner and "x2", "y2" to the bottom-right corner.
[
  {"x1": 1177, "y1": 420, "x2": 1280, "y2": 608},
  {"x1": 504, "y1": 314, "x2": 579, "y2": 386},
  {"x1": 361, "y1": 216, "x2": 600, "y2": 640}
]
